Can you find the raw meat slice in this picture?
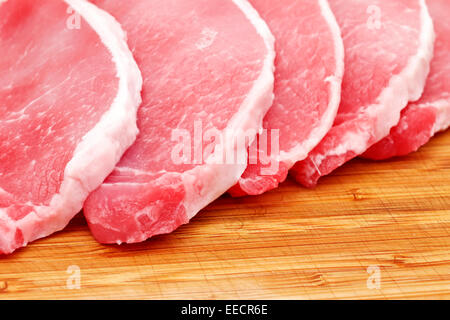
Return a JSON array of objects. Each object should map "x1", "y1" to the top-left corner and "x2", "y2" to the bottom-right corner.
[
  {"x1": 229, "y1": 0, "x2": 344, "y2": 197},
  {"x1": 0, "y1": 0, "x2": 142, "y2": 254},
  {"x1": 291, "y1": 0, "x2": 435, "y2": 187},
  {"x1": 83, "y1": 0, "x2": 275, "y2": 244},
  {"x1": 363, "y1": 0, "x2": 450, "y2": 160}
]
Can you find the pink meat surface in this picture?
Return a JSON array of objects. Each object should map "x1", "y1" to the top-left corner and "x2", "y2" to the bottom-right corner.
[
  {"x1": 363, "y1": 0, "x2": 450, "y2": 160},
  {"x1": 0, "y1": 0, "x2": 142, "y2": 254},
  {"x1": 291, "y1": 0, "x2": 435, "y2": 187},
  {"x1": 229, "y1": 0, "x2": 344, "y2": 197},
  {"x1": 83, "y1": 0, "x2": 275, "y2": 244}
]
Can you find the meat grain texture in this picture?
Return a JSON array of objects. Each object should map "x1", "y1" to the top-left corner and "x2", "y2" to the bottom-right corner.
[
  {"x1": 229, "y1": 0, "x2": 344, "y2": 197},
  {"x1": 291, "y1": 0, "x2": 435, "y2": 187},
  {"x1": 364, "y1": 0, "x2": 450, "y2": 160},
  {"x1": 0, "y1": 0, "x2": 142, "y2": 254},
  {"x1": 83, "y1": 0, "x2": 275, "y2": 244}
]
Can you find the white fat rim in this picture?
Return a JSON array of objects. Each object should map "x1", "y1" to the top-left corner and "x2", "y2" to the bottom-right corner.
[
  {"x1": 368, "y1": 0, "x2": 435, "y2": 138},
  {"x1": 0, "y1": 0, "x2": 142, "y2": 253},
  {"x1": 277, "y1": 0, "x2": 345, "y2": 166},
  {"x1": 181, "y1": 0, "x2": 276, "y2": 218},
  {"x1": 313, "y1": 0, "x2": 435, "y2": 165}
]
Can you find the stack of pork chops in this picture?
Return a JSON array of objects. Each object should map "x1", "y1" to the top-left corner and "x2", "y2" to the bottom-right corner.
[{"x1": 0, "y1": 0, "x2": 448, "y2": 254}]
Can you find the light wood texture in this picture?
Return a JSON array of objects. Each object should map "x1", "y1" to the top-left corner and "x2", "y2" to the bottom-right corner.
[{"x1": 1, "y1": 132, "x2": 449, "y2": 300}]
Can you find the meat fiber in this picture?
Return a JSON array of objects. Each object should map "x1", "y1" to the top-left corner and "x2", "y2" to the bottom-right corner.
[
  {"x1": 363, "y1": 0, "x2": 450, "y2": 160},
  {"x1": 83, "y1": 0, "x2": 275, "y2": 244},
  {"x1": 0, "y1": 0, "x2": 142, "y2": 254},
  {"x1": 291, "y1": 0, "x2": 435, "y2": 187},
  {"x1": 229, "y1": 0, "x2": 344, "y2": 197}
]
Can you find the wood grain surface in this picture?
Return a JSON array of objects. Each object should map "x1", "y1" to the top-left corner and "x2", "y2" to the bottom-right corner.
[{"x1": 1, "y1": 131, "x2": 449, "y2": 300}]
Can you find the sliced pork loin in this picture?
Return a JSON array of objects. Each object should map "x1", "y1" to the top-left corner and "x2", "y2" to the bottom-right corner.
[
  {"x1": 363, "y1": 0, "x2": 450, "y2": 160},
  {"x1": 83, "y1": 0, "x2": 275, "y2": 244},
  {"x1": 291, "y1": 0, "x2": 435, "y2": 188},
  {"x1": 228, "y1": 0, "x2": 344, "y2": 197},
  {"x1": 0, "y1": 0, "x2": 142, "y2": 254}
]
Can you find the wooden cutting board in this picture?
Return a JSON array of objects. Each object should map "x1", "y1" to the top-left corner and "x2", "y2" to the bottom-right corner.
[{"x1": 1, "y1": 132, "x2": 449, "y2": 300}]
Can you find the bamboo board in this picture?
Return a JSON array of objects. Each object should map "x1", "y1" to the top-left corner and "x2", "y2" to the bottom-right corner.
[{"x1": 1, "y1": 132, "x2": 449, "y2": 300}]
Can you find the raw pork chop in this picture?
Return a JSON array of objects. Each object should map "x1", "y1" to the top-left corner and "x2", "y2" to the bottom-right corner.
[
  {"x1": 0, "y1": 0, "x2": 142, "y2": 254},
  {"x1": 229, "y1": 0, "x2": 344, "y2": 197},
  {"x1": 291, "y1": 0, "x2": 435, "y2": 187},
  {"x1": 363, "y1": 0, "x2": 450, "y2": 160},
  {"x1": 83, "y1": 0, "x2": 275, "y2": 244}
]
